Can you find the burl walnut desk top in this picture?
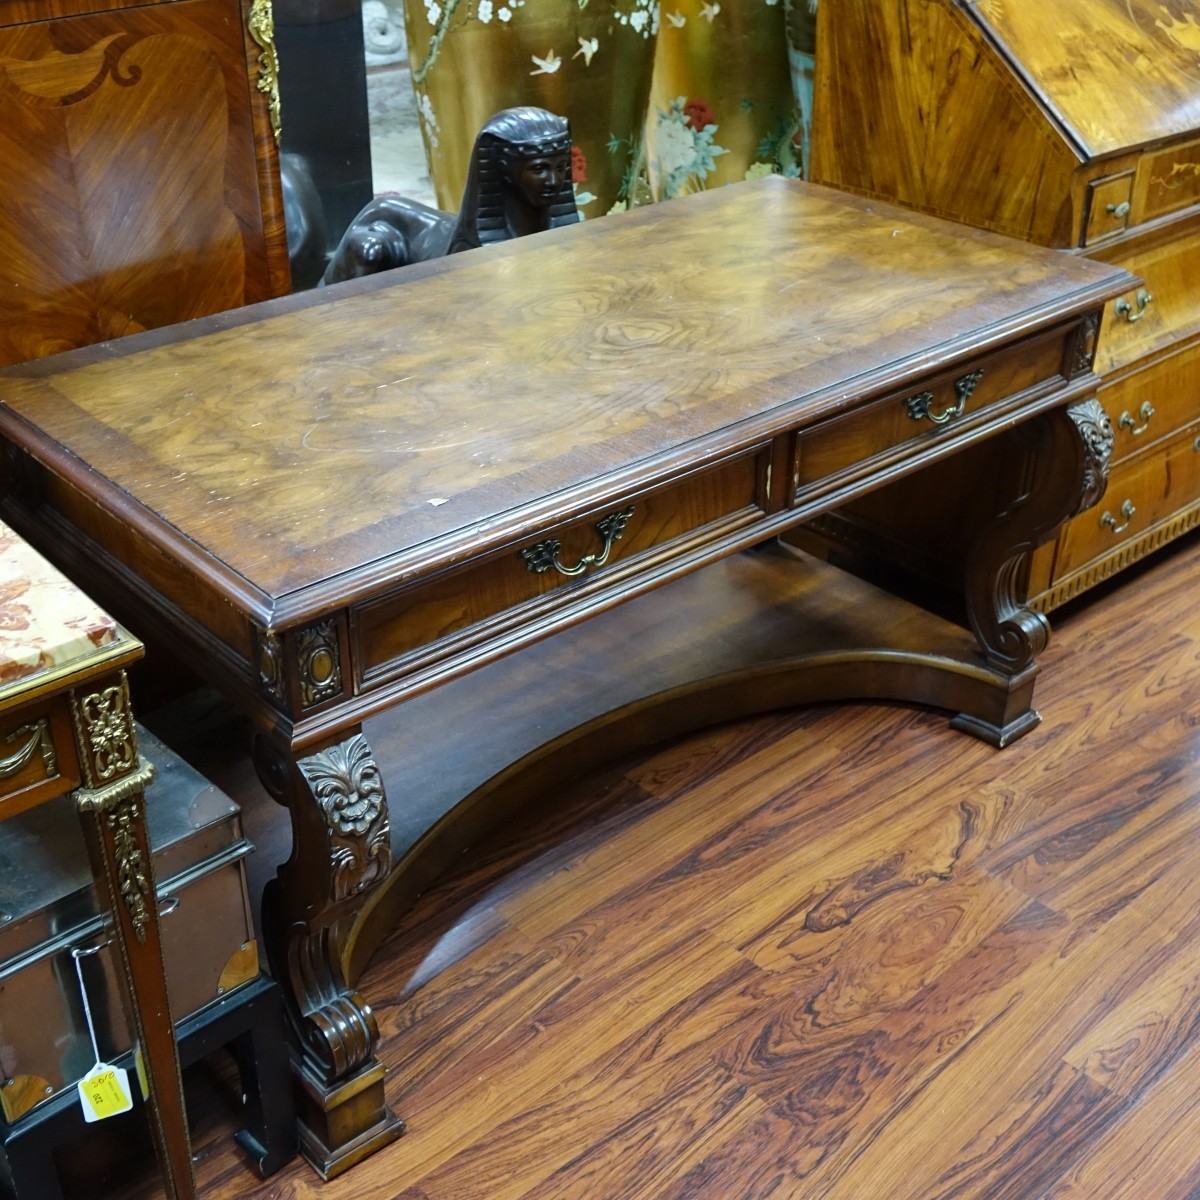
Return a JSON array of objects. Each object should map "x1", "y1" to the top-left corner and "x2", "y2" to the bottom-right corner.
[{"x1": 0, "y1": 178, "x2": 1131, "y2": 1177}]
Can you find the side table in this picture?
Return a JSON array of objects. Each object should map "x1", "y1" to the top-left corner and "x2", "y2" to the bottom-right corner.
[{"x1": 0, "y1": 523, "x2": 194, "y2": 1200}]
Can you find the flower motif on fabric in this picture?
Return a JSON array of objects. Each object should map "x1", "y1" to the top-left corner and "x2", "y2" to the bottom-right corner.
[
  {"x1": 652, "y1": 95, "x2": 728, "y2": 198},
  {"x1": 613, "y1": 0, "x2": 660, "y2": 38},
  {"x1": 572, "y1": 145, "x2": 596, "y2": 211},
  {"x1": 683, "y1": 97, "x2": 716, "y2": 131},
  {"x1": 415, "y1": 89, "x2": 440, "y2": 149}
]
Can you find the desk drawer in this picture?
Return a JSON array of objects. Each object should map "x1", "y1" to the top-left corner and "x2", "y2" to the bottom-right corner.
[
  {"x1": 0, "y1": 697, "x2": 74, "y2": 822},
  {"x1": 1052, "y1": 425, "x2": 1200, "y2": 580},
  {"x1": 792, "y1": 332, "x2": 1068, "y2": 493},
  {"x1": 1138, "y1": 137, "x2": 1200, "y2": 225},
  {"x1": 1100, "y1": 339, "x2": 1200, "y2": 464},
  {"x1": 356, "y1": 448, "x2": 770, "y2": 682},
  {"x1": 1095, "y1": 227, "x2": 1200, "y2": 375}
]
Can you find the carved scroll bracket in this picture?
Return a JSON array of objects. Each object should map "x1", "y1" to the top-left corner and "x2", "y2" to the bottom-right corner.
[
  {"x1": 1067, "y1": 396, "x2": 1115, "y2": 516},
  {"x1": 253, "y1": 730, "x2": 393, "y2": 1084},
  {"x1": 963, "y1": 400, "x2": 1113, "y2": 680}
]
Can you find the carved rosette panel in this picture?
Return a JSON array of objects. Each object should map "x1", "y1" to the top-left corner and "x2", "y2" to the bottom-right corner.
[
  {"x1": 1069, "y1": 313, "x2": 1102, "y2": 378},
  {"x1": 297, "y1": 734, "x2": 392, "y2": 903},
  {"x1": 1068, "y1": 397, "x2": 1115, "y2": 514},
  {"x1": 298, "y1": 620, "x2": 343, "y2": 709},
  {"x1": 72, "y1": 675, "x2": 137, "y2": 785}
]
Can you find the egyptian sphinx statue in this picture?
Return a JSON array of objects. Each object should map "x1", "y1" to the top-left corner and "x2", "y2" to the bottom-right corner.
[{"x1": 321, "y1": 106, "x2": 579, "y2": 285}]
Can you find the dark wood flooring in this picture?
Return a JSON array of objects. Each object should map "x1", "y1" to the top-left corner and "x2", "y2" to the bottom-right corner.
[{"x1": 84, "y1": 530, "x2": 1200, "y2": 1199}]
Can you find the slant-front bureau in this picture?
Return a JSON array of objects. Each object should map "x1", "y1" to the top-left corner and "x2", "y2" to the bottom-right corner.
[{"x1": 810, "y1": 0, "x2": 1200, "y2": 609}]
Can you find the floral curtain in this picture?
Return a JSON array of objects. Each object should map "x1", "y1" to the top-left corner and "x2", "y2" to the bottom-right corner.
[{"x1": 402, "y1": 0, "x2": 817, "y2": 218}]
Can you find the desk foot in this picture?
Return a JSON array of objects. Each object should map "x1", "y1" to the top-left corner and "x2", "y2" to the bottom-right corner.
[
  {"x1": 949, "y1": 708, "x2": 1040, "y2": 748},
  {"x1": 295, "y1": 1061, "x2": 405, "y2": 1180}
]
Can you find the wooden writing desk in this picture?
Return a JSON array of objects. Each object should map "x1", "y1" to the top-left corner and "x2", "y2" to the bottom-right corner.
[
  {"x1": 0, "y1": 524, "x2": 194, "y2": 1199},
  {"x1": 0, "y1": 178, "x2": 1131, "y2": 1176}
]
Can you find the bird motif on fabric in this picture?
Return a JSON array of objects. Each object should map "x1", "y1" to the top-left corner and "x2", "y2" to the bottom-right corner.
[
  {"x1": 573, "y1": 37, "x2": 599, "y2": 64},
  {"x1": 530, "y1": 49, "x2": 562, "y2": 75}
]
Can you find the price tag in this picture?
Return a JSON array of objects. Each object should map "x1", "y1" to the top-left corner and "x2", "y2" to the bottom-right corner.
[
  {"x1": 134, "y1": 1044, "x2": 149, "y2": 1101},
  {"x1": 78, "y1": 1062, "x2": 133, "y2": 1123}
]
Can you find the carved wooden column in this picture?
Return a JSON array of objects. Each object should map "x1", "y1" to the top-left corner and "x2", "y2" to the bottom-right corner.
[
  {"x1": 252, "y1": 611, "x2": 404, "y2": 1178},
  {"x1": 253, "y1": 729, "x2": 402, "y2": 1178}
]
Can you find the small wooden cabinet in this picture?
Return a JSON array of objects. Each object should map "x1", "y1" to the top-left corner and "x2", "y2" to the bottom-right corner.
[
  {"x1": 0, "y1": 0, "x2": 290, "y2": 367},
  {"x1": 807, "y1": 0, "x2": 1200, "y2": 609}
]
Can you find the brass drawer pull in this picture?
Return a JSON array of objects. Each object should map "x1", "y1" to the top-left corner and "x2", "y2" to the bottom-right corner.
[
  {"x1": 1100, "y1": 499, "x2": 1136, "y2": 535},
  {"x1": 1115, "y1": 288, "x2": 1153, "y2": 323},
  {"x1": 520, "y1": 506, "x2": 635, "y2": 577},
  {"x1": 1106, "y1": 200, "x2": 1131, "y2": 219},
  {"x1": 1117, "y1": 401, "x2": 1155, "y2": 436},
  {"x1": 905, "y1": 368, "x2": 984, "y2": 426}
]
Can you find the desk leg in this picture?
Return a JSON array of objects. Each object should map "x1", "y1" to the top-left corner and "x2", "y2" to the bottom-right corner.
[
  {"x1": 955, "y1": 397, "x2": 1113, "y2": 744},
  {"x1": 70, "y1": 672, "x2": 196, "y2": 1200},
  {"x1": 254, "y1": 728, "x2": 404, "y2": 1180}
]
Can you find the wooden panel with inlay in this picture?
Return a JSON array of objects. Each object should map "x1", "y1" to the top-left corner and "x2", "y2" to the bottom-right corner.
[{"x1": 0, "y1": 0, "x2": 289, "y2": 368}]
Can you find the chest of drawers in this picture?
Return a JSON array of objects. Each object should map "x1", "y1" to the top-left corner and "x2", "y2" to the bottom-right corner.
[{"x1": 808, "y1": 0, "x2": 1200, "y2": 608}]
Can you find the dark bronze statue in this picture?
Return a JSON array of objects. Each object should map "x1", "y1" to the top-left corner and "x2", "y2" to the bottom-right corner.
[{"x1": 321, "y1": 106, "x2": 578, "y2": 285}]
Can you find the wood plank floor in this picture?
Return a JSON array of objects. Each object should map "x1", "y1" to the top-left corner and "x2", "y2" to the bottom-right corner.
[{"x1": 85, "y1": 530, "x2": 1200, "y2": 1200}]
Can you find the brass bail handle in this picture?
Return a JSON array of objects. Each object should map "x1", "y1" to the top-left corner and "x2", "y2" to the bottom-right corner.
[
  {"x1": 905, "y1": 368, "x2": 985, "y2": 427},
  {"x1": 1115, "y1": 288, "x2": 1153, "y2": 323},
  {"x1": 1100, "y1": 499, "x2": 1136, "y2": 535},
  {"x1": 520, "y1": 507, "x2": 636, "y2": 578}
]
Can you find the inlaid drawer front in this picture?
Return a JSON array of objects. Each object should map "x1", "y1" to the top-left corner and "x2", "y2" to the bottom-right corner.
[
  {"x1": 1137, "y1": 136, "x2": 1200, "y2": 224},
  {"x1": 1053, "y1": 425, "x2": 1200, "y2": 579},
  {"x1": 793, "y1": 332, "x2": 1068, "y2": 493},
  {"x1": 1095, "y1": 227, "x2": 1200, "y2": 375},
  {"x1": 356, "y1": 449, "x2": 770, "y2": 683},
  {"x1": 0, "y1": 697, "x2": 73, "y2": 821},
  {"x1": 1099, "y1": 340, "x2": 1200, "y2": 463},
  {"x1": 1083, "y1": 171, "x2": 1134, "y2": 246}
]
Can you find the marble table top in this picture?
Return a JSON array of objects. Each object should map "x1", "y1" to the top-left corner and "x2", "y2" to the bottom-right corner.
[{"x1": 0, "y1": 521, "x2": 120, "y2": 689}]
